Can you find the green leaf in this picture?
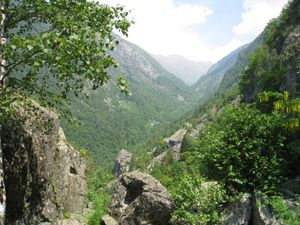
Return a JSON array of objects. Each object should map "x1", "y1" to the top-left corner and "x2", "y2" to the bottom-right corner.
[{"x1": 27, "y1": 45, "x2": 33, "y2": 51}]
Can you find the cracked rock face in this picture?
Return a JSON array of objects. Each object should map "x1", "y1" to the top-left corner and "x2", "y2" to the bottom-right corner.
[
  {"x1": 113, "y1": 149, "x2": 132, "y2": 177},
  {"x1": 164, "y1": 129, "x2": 187, "y2": 160},
  {"x1": 222, "y1": 193, "x2": 252, "y2": 225},
  {"x1": 1, "y1": 102, "x2": 86, "y2": 225},
  {"x1": 104, "y1": 171, "x2": 175, "y2": 225}
]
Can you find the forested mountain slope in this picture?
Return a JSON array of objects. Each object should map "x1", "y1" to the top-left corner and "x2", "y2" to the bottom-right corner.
[
  {"x1": 191, "y1": 44, "x2": 248, "y2": 101},
  {"x1": 60, "y1": 36, "x2": 198, "y2": 165},
  {"x1": 218, "y1": 34, "x2": 263, "y2": 93}
]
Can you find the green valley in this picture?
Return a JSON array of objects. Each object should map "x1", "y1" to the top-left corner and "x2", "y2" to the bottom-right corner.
[{"x1": 1, "y1": 0, "x2": 300, "y2": 224}]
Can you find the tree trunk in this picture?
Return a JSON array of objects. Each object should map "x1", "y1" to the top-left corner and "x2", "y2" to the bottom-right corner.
[{"x1": 0, "y1": 1, "x2": 6, "y2": 224}]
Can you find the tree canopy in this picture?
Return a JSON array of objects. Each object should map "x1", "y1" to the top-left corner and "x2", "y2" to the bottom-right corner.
[{"x1": 0, "y1": 0, "x2": 133, "y2": 122}]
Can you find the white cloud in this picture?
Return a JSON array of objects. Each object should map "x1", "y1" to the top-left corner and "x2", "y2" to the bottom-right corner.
[
  {"x1": 233, "y1": 0, "x2": 288, "y2": 37},
  {"x1": 98, "y1": 0, "x2": 283, "y2": 63},
  {"x1": 98, "y1": 0, "x2": 221, "y2": 62}
]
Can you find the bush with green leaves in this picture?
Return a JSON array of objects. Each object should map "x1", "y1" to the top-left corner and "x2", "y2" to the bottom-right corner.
[
  {"x1": 172, "y1": 173, "x2": 225, "y2": 225},
  {"x1": 259, "y1": 192, "x2": 300, "y2": 225},
  {"x1": 199, "y1": 104, "x2": 287, "y2": 192},
  {"x1": 87, "y1": 191, "x2": 113, "y2": 225}
]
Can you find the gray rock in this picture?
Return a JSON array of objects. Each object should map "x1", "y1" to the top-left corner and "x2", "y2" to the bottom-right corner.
[
  {"x1": 164, "y1": 129, "x2": 187, "y2": 160},
  {"x1": 281, "y1": 176, "x2": 300, "y2": 198},
  {"x1": 283, "y1": 25, "x2": 300, "y2": 52},
  {"x1": 113, "y1": 149, "x2": 132, "y2": 177},
  {"x1": 190, "y1": 128, "x2": 199, "y2": 138},
  {"x1": 105, "y1": 171, "x2": 175, "y2": 225},
  {"x1": 252, "y1": 190, "x2": 283, "y2": 225},
  {"x1": 281, "y1": 25, "x2": 300, "y2": 98},
  {"x1": 102, "y1": 214, "x2": 119, "y2": 225},
  {"x1": 230, "y1": 95, "x2": 242, "y2": 106},
  {"x1": 146, "y1": 151, "x2": 168, "y2": 171},
  {"x1": 2, "y1": 101, "x2": 86, "y2": 225},
  {"x1": 211, "y1": 107, "x2": 218, "y2": 118},
  {"x1": 222, "y1": 193, "x2": 252, "y2": 225},
  {"x1": 164, "y1": 129, "x2": 187, "y2": 148}
]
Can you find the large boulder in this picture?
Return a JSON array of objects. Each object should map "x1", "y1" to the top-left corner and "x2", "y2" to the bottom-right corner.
[
  {"x1": 1, "y1": 101, "x2": 87, "y2": 224},
  {"x1": 103, "y1": 171, "x2": 175, "y2": 225},
  {"x1": 113, "y1": 149, "x2": 132, "y2": 176}
]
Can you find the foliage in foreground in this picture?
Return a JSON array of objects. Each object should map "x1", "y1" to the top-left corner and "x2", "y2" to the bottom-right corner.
[
  {"x1": 198, "y1": 104, "x2": 288, "y2": 192},
  {"x1": 86, "y1": 167, "x2": 114, "y2": 225},
  {"x1": 171, "y1": 173, "x2": 225, "y2": 225},
  {"x1": 87, "y1": 191, "x2": 112, "y2": 225},
  {"x1": 259, "y1": 191, "x2": 300, "y2": 225},
  {"x1": 1, "y1": 0, "x2": 133, "y2": 123}
]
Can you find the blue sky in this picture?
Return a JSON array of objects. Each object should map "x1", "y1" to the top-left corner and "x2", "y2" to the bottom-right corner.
[
  {"x1": 179, "y1": 0, "x2": 245, "y2": 46},
  {"x1": 100, "y1": 0, "x2": 288, "y2": 62}
]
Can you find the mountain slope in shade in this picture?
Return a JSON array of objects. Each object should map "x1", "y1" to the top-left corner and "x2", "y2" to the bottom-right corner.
[
  {"x1": 60, "y1": 36, "x2": 198, "y2": 166},
  {"x1": 152, "y1": 54, "x2": 212, "y2": 86},
  {"x1": 191, "y1": 44, "x2": 248, "y2": 101}
]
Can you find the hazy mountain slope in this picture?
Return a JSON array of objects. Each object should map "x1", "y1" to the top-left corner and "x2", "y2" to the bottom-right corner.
[
  {"x1": 191, "y1": 44, "x2": 248, "y2": 101},
  {"x1": 60, "y1": 37, "x2": 197, "y2": 165},
  {"x1": 152, "y1": 54, "x2": 212, "y2": 86},
  {"x1": 218, "y1": 34, "x2": 264, "y2": 93}
]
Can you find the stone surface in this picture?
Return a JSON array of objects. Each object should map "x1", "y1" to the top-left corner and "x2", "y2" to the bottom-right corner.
[
  {"x1": 164, "y1": 129, "x2": 187, "y2": 160},
  {"x1": 222, "y1": 194, "x2": 252, "y2": 225},
  {"x1": 1, "y1": 101, "x2": 86, "y2": 225},
  {"x1": 164, "y1": 129, "x2": 187, "y2": 148},
  {"x1": 113, "y1": 149, "x2": 132, "y2": 177},
  {"x1": 252, "y1": 190, "x2": 283, "y2": 225},
  {"x1": 105, "y1": 171, "x2": 175, "y2": 225},
  {"x1": 102, "y1": 214, "x2": 119, "y2": 225},
  {"x1": 231, "y1": 95, "x2": 242, "y2": 106},
  {"x1": 281, "y1": 176, "x2": 300, "y2": 197},
  {"x1": 280, "y1": 25, "x2": 300, "y2": 98},
  {"x1": 146, "y1": 151, "x2": 168, "y2": 171}
]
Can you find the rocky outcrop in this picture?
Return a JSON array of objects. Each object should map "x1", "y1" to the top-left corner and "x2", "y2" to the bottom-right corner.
[
  {"x1": 103, "y1": 171, "x2": 175, "y2": 225},
  {"x1": 1, "y1": 101, "x2": 86, "y2": 225},
  {"x1": 146, "y1": 129, "x2": 187, "y2": 171},
  {"x1": 222, "y1": 194, "x2": 252, "y2": 225},
  {"x1": 164, "y1": 129, "x2": 187, "y2": 160},
  {"x1": 146, "y1": 151, "x2": 168, "y2": 171},
  {"x1": 252, "y1": 190, "x2": 283, "y2": 225},
  {"x1": 113, "y1": 149, "x2": 132, "y2": 177},
  {"x1": 164, "y1": 129, "x2": 186, "y2": 148},
  {"x1": 280, "y1": 25, "x2": 300, "y2": 98}
]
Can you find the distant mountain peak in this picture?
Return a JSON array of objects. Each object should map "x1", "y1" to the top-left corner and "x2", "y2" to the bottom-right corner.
[{"x1": 152, "y1": 54, "x2": 212, "y2": 86}]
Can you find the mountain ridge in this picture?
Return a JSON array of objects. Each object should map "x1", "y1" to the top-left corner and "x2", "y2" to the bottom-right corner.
[{"x1": 152, "y1": 54, "x2": 212, "y2": 86}]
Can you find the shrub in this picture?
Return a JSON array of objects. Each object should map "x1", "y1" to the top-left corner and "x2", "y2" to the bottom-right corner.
[
  {"x1": 199, "y1": 104, "x2": 287, "y2": 192},
  {"x1": 172, "y1": 174, "x2": 225, "y2": 225},
  {"x1": 260, "y1": 192, "x2": 300, "y2": 225}
]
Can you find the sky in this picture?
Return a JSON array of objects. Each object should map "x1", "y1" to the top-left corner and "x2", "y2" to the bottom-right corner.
[{"x1": 99, "y1": 0, "x2": 289, "y2": 63}]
